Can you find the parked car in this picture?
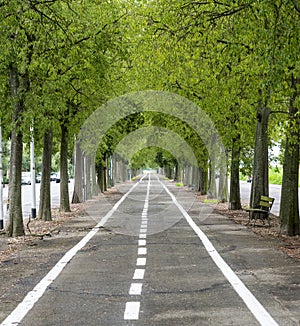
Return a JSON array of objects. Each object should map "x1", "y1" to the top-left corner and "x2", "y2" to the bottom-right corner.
[
  {"x1": 36, "y1": 172, "x2": 42, "y2": 183},
  {"x1": 50, "y1": 172, "x2": 58, "y2": 181},
  {"x1": 21, "y1": 172, "x2": 31, "y2": 185},
  {"x1": 55, "y1": 172, "x2": 70, "y2": 183},
  {"x1": 247, "y1": 176, "x2": 253, "y2": 183}
]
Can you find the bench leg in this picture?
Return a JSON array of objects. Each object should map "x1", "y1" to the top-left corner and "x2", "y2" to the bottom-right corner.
[
  {"x1": 253, "y1": 212, "x2": 258, "y2": 226},
  {"x1": 267, "y1": 213, "x2": 271, "y2": 227}
]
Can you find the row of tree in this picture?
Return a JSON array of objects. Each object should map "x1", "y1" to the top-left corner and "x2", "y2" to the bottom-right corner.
[
  {"x1": 122, "y1": 0, "x2": 300, "y2": 235},
  {"x1": 1, "y1": 1, "x2": 299, "y2": 236}
]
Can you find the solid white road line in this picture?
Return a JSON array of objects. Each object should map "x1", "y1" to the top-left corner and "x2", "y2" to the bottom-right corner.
[
  {"x1": 0, "y1": 176, "x2": 146, "y2": 326},
  {"x1": 97, "y1": 174, "x2": 147, "y2": 227},
  {"x1": 157, "y1": 176, "x2": 279, "y2": 326},
  {"x1": 124, "y1": 302, "x2": 140, "y2": 320}
]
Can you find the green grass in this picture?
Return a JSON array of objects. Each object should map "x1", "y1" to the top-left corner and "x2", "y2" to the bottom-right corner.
[
  {"x1": 269, "y1": 167, "x2": 282, "y2": 185},
  {"x1": 204, "y1": 199, "x2": 218, "y2": 204},
  {"x1": 175, "y1": 182, "x2": 184, "y2": 187}
]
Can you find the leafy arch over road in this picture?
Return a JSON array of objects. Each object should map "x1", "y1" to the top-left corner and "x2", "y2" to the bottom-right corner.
[
  {"x1": 114, "y1": 126, "x2": 198, "y2": 168},
  {"x1": 77, "y1": 90, "x2": 227, "y2": 198}
]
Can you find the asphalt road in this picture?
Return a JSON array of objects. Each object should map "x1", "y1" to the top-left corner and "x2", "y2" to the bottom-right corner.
[
  {"x1": 2, "y1": 180, "x2": 74, "y2": 221},
  {"x1": 1, "y1": 174, "x2": 299, "y2": 326},
  {"x1": 240, "y1": 181, "x2": 300, "y2": 217}
]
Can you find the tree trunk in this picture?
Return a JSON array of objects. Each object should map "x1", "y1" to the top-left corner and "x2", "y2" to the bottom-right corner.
[
  {"x1": 229, "y1": 137, "x2": 241, "y2": 210},
  {"x1": 174, "y1": 164, "x2": 178, "y2": 181},
  {"x1": 250, "y1": 104, "x2": 270, "y2": 208},
  {"x1": 97, "y1": 162, "x2": 105, "y2": 193},
  {"x1": 280, "y1": 75, "x2": 300, "y2": 236},
  {"x1": 60, "y1": 124, "x2": 70, "y2": 212},
  {"x1": 207, "y1": 160, "x2": 217, "y2": 199},
  {"x1": 72, "y1": 141, "x2": 83, "y2": 203},
  {"x1": 85, "y1": 155, "x2": 92, "y2": 200},
  {"x1": 6, "y1": 64, "x2": 24, "y2": 237},
  {"x1": 38, "y1": 130, "x2": 53, "y2": 221},
  {"x1": 91, "y1": 155, "x2": 98, "y2": 196},
  {"x1": 198, "y1": 166, "x2": 207, "y2": 195}
]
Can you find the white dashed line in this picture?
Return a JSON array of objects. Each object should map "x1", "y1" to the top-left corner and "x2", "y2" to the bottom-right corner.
[
  {"x1": 138, "y1": 248, "x2": 147, "y2": 255},
  {"x1": 138, "y1": 239, "x2": 146, "y2": 246},
  {"x1": 124, "y1": 174, "x2": 151, "y2": 321},
  {"x1": 136, "y1": 257, "x2": 147, "y2": 266},
  {"x1": 129, "y1": 283, "x2": 143, "y2": 295},
  {"x1": 124, "y1": 302, "x2": 140, "y2": 320},
  {"x1": 133, "y1": 269, "x2": 145, "y2": 280},
  {"x1": 0, "y1": 176, "x2": 148, "y2": 326}
]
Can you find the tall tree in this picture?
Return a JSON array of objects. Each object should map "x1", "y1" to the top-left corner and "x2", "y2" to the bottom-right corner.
[{"x1": 38, "y1": 129, "x2": 53, "y2": 221}]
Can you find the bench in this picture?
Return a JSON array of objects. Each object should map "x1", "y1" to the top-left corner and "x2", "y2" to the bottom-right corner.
[{"x1": 245, "y1": 195, "x2": 274, "y2": 226}]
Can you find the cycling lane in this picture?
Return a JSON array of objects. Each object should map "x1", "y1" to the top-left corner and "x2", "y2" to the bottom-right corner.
[{"x1": 2, "y1": 174, "x2": 298, "y2": 325}]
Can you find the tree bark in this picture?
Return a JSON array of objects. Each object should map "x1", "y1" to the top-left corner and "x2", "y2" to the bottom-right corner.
[
  {"x1": 60, "y1": 123, "x2": 70, "y2": 212},
  {"x1": 229, "y1": 136, "x2": 241, "y2": 210},
  {"x1": 72, "y1": 141, "x2": 83, "y2": 203},
  {"x1": 207, "y1": 160, "x2": 217, "y2": 199},
  {"x1": 97, "y1": 162, "x2": 105, "y2": 193},
  {"x1": 280, "y1": 75, "x2": 300, "y2": 236},
  {"x1": 6, "y1": 64, "x2": 24, "y2": 237},
  {"x1": 198, "y1": 166, "x2": 207, "y2": 195},
  {"x1": 91, "y1": 155, "x2": 98, "y2": 196},
  {"x1": 38, "y1": 130, "x2": 53, "y2": 221},
  {"x1": 250, "y1": 104, "x2": 270, "y2": 208},
  {"x1": 85, "y1": 155, "x2": 92, "y2": 200}
]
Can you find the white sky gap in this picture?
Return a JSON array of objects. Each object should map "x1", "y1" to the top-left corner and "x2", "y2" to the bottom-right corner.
[
  {"x1": 156, "y1": 175, "x2": 279, "y2": 326},
  {"x1": 0, "y1": 176, "x2": 147, "y2": 326}
]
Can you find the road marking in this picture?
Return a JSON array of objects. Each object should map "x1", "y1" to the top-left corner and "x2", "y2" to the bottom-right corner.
[
  {"x1": 97, "y1": 175, "x2": 147, "y2": 228},
  {"x1": 133, "y1": 269, "x2": 145, "y2": 280},
  {"x1": 0, "y1": 176, "x2": 147, "y2": 326},
  {"x1": 124, "y1": 174, "x2": 151, "y2": 321},
  {"x1": 124, "y1": 302, "x2": 140, "y2": 320},
  {"x1": 157, "y1": 176, "x2": 279, "y2": 326},
  {"x1": 138, "y1": 247, "x2": 147, "y2": 255},
  {"x1": 138, "y1": 239, "x2": 146, "y2": 246},
  {"x1": 136, "y1": 257, "x2": 147, "y2": 266},
  {"x1": 129, "y1": 283, "x2": 143, "y2": 295}
]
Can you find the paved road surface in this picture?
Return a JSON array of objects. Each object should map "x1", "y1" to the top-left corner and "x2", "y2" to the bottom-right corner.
[
  {"x1": 240, "y1": 181, "x2": 300, "y2": 217},
  {"x1": 1, "y1": 175, "x2": 299, "y2": 325},
  {"x1": 2, "y1": 180, "x2": 74, "y2": 222}
]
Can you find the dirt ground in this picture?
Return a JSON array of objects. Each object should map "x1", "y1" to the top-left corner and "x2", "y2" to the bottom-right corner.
[
  {"x1": 213, "y1": 201, "x2": 300, "y2": 262},
  {"x1": 0, "y1": 190, "x2": 299, "y2": 322}
]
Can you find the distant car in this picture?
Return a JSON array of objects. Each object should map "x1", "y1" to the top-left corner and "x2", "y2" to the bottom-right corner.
[
  {"x1": 55, "y1": 172, "x2": 70, "y2": 183},
  {"x1": 50, "y1": 172, "x2": 58, "y2": 181},
  {"x1": 247, "y1": 176, "x2": 253, "y2": 183},
  {"x1": 21, "y1": 172, "x2": 31, "y2": 185},
  {"x1": 36, "y1": 172, "x2": 42, "y2": 183}
]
